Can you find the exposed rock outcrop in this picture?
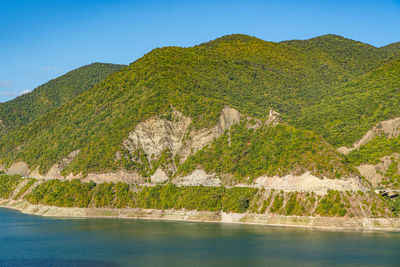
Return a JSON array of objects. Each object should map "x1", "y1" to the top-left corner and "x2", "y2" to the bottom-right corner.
[
  {"x1": 80, "y1": 170, "x2": 145, "y2": 184},
  {"x1": 150, "y1": 168, "x2": 169, "y2": 184},
  {"x1": 339, "y1": 117, "x2": 400, "y2": 154},
  {"x1": 357, "y1": 153, "x2": 400, "y2": 188},
  {"x1": 171, "y1": 168, "x2": 364, "y2": 193},
  {"x1": 124, "y1": 109, "x2": 191, "y2": 161},
  {"x1": 173, "y1": 169, "x2": 222, "y2": 187},
  {"x1": 178, "y1": 106, "x2": 241, "y2": 161},
  {"x1": 27, "y1": 150, "x2": 80, "y2": 180},
  {"x1": 7, "y1": 161, "x2": 30, "y2": 177},
  {"x1": 4, "y1": 150, "x2": 80, "y2": 179},
  {"x1": 121, "y1": 106, "x2": 241, "y2": 167},
  {"x1": 253, "y1": 172, "x2": 364, "y2": 194},
  {"x1": 265, "y1": 110, "x2": 282, "y2": 125}
]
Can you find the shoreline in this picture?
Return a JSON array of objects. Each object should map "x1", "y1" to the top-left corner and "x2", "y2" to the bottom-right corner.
[{"x1": 1, "y1": 199, "x2": 399, "y2": 232}]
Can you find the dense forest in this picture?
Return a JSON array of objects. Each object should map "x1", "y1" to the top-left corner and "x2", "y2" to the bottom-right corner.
[
  {"x1": 178, "y1": 122, "x2": 356, "y2": 182},
  {"x1": 293, "y1": 55, "x2": 400, "y2": 147},
  {"x1": 0, "y1": 63, "x2": 125, "y2": 133},
  {"x1": 0, "y1": 34, "x2": 399, "y2": 188}
]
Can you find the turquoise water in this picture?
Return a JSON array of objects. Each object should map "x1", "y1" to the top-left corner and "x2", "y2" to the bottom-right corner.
[{"x1": 0, "y1": 208, "x2": 399, "y2": 266}]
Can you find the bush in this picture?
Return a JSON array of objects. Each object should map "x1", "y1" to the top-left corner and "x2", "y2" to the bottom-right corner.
[
  {"x1": 0, "y1": 175, "x2": 21, "y2": 199},
  {"x1": 315, "y1": 190, "x2": 347, "y2": 217}
]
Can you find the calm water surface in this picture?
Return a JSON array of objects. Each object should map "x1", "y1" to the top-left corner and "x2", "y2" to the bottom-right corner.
[{"x1": 0, "y1": 208, "x2": 399, "y2": 267}]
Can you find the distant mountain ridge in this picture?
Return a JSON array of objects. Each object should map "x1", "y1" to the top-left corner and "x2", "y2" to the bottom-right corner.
[{"x1": 0, "y1": 62, "x2": 126, "y2": 133}]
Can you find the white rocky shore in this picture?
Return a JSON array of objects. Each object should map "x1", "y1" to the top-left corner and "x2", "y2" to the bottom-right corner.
[{"x1": 1, "y1": 199, "x2": 399, "y2": 232}]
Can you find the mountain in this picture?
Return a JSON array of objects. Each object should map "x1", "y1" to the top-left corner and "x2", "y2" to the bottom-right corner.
[
  {"x1": 293, "y1": 54, "x2": 400, "y2": 147},
  {"x1": 281, "y1": 34, "x2": 395, "y2": 78},
  {"x1": 381, "y1": 41, "x2": 400, "y2": 56},
  {"x1": 189, "y1": 34, "x2": 395, "y2": 117},
  {"x1": 0, "y1": 34, "x2": 399, "y2": 188},
  {"x1": 1, "y1": 34, "x2": 399, "y2": 227},
  {"x1": 0, "y1": 63, "x2": 126, "y2": 133}
]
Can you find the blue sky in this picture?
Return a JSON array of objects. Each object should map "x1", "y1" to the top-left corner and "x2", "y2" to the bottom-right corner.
[{"x1": 1, "y1": 0, "x2": 399, "y2": 102}]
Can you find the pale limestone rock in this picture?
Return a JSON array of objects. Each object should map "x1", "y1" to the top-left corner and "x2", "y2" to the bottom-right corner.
[
  {"x1": 339, "y1": 117, "x2": 400, "y2": 154},
  {"x1": 217, "y1": 106, "x2": 242, "y2": 132},
  {"x1": 357, "y1": 165, "x2": 381, "y2": 188},
  {"x1": 122, "y1": 106, "x2": 242, "y2": 165},
  {"x1": 125, "y1": 109, "x2": 191, "y2": 160},
  {"x1": 177, "y1": 106, "x2": 241, "y2": 161},
  {"x1": 265, "y1": 110, "x2": 282, "y2": 125},
  {"x1": 253, "y1": 171, "x2": 364, "y2": 194},
  {"x1": 7, "y1": 161, "x2": 30, "y2": 177},
  {"x1": 30, "y1": 165, "x2": 64, "y2": 180},
  {"x1": 357, "y1": 153, "x2": 400, "y2": 188},
  {"x1": 150, "y1": 168, "x2": 169, "y2": 184},
  {"x1": 28, "y1": 150, "x2": 80, "y2": 180},
  {"x1": 2, "y1": 199, "x2": 400, "y2": 230},
  {"x1": 81, "y1": 170, "x2": 144, "y2": 184},
  {"x1": 245, "y1": 116, "x2": 262, "y2": 129},
  {"x1": 173, "y1": 169, "x2": 222, "y2": 186},
  {"x1": 27, "y1": 168, "x2": 43, "y2": 179},
  {"x1": 221, "y1": 212, "x2": 244, "y2": 223}
]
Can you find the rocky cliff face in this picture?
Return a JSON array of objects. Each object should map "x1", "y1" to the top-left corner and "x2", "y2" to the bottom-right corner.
[
  {"x1": 122, "y1": 106, "x2": 241, "y2": 164},
  {"x1": 114, "y1": 106, "x2": 242, "y2": 182}
]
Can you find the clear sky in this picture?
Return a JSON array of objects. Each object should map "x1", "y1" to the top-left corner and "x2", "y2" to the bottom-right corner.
[{"x1": 1, "y1": 0, "x2": 399, "y2": 102}]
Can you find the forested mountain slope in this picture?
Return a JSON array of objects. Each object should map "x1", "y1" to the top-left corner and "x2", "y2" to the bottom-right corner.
[
  {"x1": 177, "y1": 122, "x2": 355, "y2": 182},
  {"x1": 188, "y1": 34, "x2": 396, "y2": 117},
  {"x1": 281, "y1": 34, "x2": 396, "y2": 80},
  {"x1": 293, "y1": 54, "x2": 400, "y2": 147},
  {"x1": 0, "y1": 34, "x2": 399, "y2": 186},
  {"x1": 0, "y1": 63, "x2": 126, "y2": 133},
  {"x1": 381, "y1": 41, "x2": 400, "y2": 56}
]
